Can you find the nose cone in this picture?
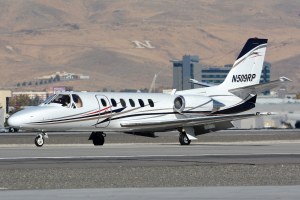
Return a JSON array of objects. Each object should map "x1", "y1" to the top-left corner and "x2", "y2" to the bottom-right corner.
[
  {"x1": 8, "y1": 108, "x2": 34, "y2": 128},
  {"x1": 8, "y1": 113, "x2": 22, "y2": 128},
  {"x1": 8, "y1": 106, "x2": 48, "y2": 130}
]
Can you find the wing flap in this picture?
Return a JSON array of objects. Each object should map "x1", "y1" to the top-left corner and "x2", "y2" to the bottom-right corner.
[{"x1": 120, "y1": 112, "x2": 271, "y2": 129}]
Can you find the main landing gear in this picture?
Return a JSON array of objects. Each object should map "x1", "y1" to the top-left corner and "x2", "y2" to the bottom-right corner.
[
  {"x1": 179, "y1": 133, "x2": 191, "y2": 145},
  {"x1": 89, "y1": 132, "x2": 106, "y2": 146},
  {"x1": 178, "y1": 128, "x2": 192, "y2": 145},
  {"x1": 34, "y1": 132, "x2": 48, "y2": 147}
]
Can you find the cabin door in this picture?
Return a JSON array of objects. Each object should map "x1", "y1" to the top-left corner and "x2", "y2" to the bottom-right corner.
[{"x1": 95, "y1": 95, "x2": 112, "y2": 128}]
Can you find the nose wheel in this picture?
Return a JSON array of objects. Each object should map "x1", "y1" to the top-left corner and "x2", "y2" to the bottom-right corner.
[{"x1": 34, "y1": 133, "x2": 48, "y2": 147}]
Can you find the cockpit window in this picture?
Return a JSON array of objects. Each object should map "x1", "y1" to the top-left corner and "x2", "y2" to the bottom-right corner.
[
  {"x1": 44, "y1": 94, "x2": 56, "y2": 104},
  {"x1": 49, "y1": 94, "x2": 71, "y2": 107},
  {"x1": 72, "y1": 94, "x2": 83, "y2": 108}
]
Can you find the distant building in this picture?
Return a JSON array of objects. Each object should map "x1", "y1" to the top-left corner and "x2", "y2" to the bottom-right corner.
[
  {"x1": 198, "y1": 62, "x2": 271, "y2": 85},
  {"x1": 197, "y1": 64, "x2": 232, "y2": 85},
  {"x1": 35, "y1": 71, "x2": 90, "y2": 82},
  {"x1": 44, "y1": 86, "x2": 73, "y2": 94},
  {"x1": 12, "y1": 91, "x2": 50, "y2": 101},
  {"x1": 0, "y1": 90, "x2": 12, "y2": 126},
  {"x1": 171, "y1": 55, "x2": 200, "y2": 90},
  {"x1": 12, "y1": 86, "x2": 73, "y2": 102},
  {"x1": 260, "y1": 61, "x2": 271, "y2": 83}
]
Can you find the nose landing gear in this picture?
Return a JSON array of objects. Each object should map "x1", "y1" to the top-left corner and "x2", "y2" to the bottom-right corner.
[{"x1": 34, "y1": 132, "x2": 48, "y2": 147}]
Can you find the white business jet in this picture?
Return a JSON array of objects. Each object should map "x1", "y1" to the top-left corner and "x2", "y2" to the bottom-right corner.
[{"x1": 8, "y1": 38, "x2": 290, "y2": 147}]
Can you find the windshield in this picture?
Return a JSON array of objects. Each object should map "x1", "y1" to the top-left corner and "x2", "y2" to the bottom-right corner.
[
  {"x1": 43, "y1": 94, "x2": 56, "y2": 104},
  {"x1": 43, "y1": 93, "x2": 83, "y2": 108},
  {"x1": 48, "y1": 94, "x2": 71, "y2": 107}
]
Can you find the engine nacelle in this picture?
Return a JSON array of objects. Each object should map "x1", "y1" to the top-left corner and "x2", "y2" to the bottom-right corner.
[{"x1": 173, "y1": 95, "x2": 214, "y2": 113}]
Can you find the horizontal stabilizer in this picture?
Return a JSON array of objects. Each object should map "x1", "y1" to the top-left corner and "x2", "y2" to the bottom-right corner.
[
  {"x1": 229, "y1": 77, "x2": 291, "y2": 99},
  {"x1": 189, "y1": 79, "x2": 214, "y2": 87}
]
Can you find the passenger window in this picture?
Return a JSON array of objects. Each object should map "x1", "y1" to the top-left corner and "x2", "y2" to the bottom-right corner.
[
  {"x1": 129, "y1": 99, "x2": 135, "y2": 107},
  {"x1": 138, "y1": 99, "x2": 144, "y2": 107},
  {"x1": 120, "y1": 99, "x2": 126, "y2": 107},
  {"x1": 101, "y1": 98, "x2": 107, "y2": 107},
  {"x1": 72, "y1": 94, "x2": 83, "y2": 108},
  {"x1": 148, "y1": 99, "x2": 154, "y2": 107},
  {"x1": 111, "y1": 99, "x2": 117, "y2": 107}
]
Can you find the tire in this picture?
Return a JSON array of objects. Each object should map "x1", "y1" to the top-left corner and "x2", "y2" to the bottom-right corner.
[
  {"x1": 34, "y1": 136, "x2": 44, "y2": 147},
  {"x1": 295, "y1": 121, "x2": 300, "y2": 129},
  {"x1": 92, "y1": 133, "x2": 105, "y2": 146},
  {"x1": 179, "y1": 133, "x2": 191, "y2": 145}
]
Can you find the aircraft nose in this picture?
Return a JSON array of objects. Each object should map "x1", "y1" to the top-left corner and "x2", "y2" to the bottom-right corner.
[{"x1": 8, "y1": 114, "x2": 22, "y2": 128}]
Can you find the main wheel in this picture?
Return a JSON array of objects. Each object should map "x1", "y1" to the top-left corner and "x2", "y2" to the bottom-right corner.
[
  {"x1": 34, "y1": 135, "x2": 44, "y2": 147},
  {"x1": 92, "y1": 133, "x2": 105, "y2": 146},
  {"x1": 179, "y1": 133, "x2": 191, "y2": 145}
]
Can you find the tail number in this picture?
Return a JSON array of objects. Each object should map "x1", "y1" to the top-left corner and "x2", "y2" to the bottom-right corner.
[{"x1": 232, "y1": 74, "x2": 256, "y2": 82}]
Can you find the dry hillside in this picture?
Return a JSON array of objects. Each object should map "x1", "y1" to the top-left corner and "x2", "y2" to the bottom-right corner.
[{"x1": 0, "y1": 0, "x2": 300, "y2": 91}]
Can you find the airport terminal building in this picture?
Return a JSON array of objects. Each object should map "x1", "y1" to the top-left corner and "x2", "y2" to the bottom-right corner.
[{"x1": 0, "y1": 90, "x2": 12, "y2": 127}]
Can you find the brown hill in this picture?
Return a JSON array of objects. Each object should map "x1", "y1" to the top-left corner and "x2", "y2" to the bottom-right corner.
[{"x1": 0, "y1": 0, "x2": 300, "y2": 92}]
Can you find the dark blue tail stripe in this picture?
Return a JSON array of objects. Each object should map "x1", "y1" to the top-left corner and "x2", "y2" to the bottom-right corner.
[{"x1": 237, "y1": 38, "x2": 268, "y2": 60}]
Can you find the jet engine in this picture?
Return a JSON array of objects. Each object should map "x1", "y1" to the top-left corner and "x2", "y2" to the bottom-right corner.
[{"x1": 173, "y1": 95, "x2": 214, "y2": 113}]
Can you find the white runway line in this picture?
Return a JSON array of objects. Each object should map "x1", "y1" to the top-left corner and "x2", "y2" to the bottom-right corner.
[
  {"x1": 1, "y1": 152, "x2": 300, "y2": 161},
  {"x1": 1, "y1": 139, "x2": 300, "y2": 148}
]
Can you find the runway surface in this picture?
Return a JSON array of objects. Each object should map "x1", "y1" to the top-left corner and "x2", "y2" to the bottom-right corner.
[
  {"x1": 0, "y1": 130, "x2": 300, "y2": 199},
  {"x1": 2, "y1": 186, "x2": 300, "y2": 200},
  {"x1": 1, "y1": 142, "x2": 300, "y2": 160},
  {"x1": 0, "y1": 141, "x2": 300, "y2": 190},
  {"x1": 1, "y1": 129, "x2": 300, "y2": 145}
]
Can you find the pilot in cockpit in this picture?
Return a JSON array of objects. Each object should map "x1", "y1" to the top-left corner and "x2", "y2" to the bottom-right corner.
[
  {"x1": 50, "y1": 94, "x2": 70, "y2": 107},
  {"x1": 61, "y1": 95, "x2": 70, "y2": 107}
]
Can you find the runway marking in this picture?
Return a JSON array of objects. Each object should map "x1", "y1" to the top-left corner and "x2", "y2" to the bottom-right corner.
[
  {"x1": 1, "y1": 140, "x2": 300, "y2": 148},
  {"x1": 1, "y1": 153, "x2": 300, "y2": 161}
]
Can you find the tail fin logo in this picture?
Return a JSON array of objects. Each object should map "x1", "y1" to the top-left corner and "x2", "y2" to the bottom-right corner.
[
  {"x1": 250, "y1": 52, "x2": 262, "y2": 58},
  {"x1": 232, "y1": 74, "x2": 256, "y2": 83}
]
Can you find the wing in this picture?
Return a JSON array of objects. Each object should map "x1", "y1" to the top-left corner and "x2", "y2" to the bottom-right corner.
[{"x1": 120, "y1": 112, "x2": 271, "y2": 130}]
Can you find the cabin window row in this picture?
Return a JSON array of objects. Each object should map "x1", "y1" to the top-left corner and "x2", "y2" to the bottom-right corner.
[{"x1": 100, "y1": 98, "x2": 154, "y2": 108}]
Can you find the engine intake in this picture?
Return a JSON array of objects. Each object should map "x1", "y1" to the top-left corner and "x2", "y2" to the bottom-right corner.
[
  {"x1": 173, "y1": 95, "x2": 185, "y2": 113},
  {"x1": 173, "y1": 95, "x2": 214, "y2": 114}
]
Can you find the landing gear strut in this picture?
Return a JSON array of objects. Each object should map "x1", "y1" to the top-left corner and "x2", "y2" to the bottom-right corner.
[
  {"x1": 89, "y1": 132, "x2": 106, "y2": 146},
  {"x1": 179, "y1": 132, "x2": 191, "y2": 145},
  {"x1": 34, "y1": 132, "x2": 48, "y2": 147}
]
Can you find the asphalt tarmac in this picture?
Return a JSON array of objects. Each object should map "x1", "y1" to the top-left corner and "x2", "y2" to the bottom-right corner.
[
  {"x1": 2, "y1": 186, "x2": 300, "y2": 200},
  {"x1": 0, "y1": 129, "x2": 300, "y2": 145},
  {"x1": 0, "y1": 130, "x2": 300, "y2": 199}
]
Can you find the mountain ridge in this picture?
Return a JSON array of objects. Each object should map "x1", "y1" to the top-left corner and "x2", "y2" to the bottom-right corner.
[{"x1": 0, "y1": 0, "x2": 299, "y2": 92}]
